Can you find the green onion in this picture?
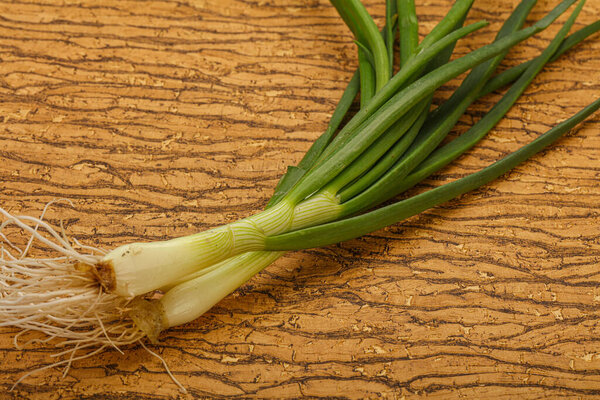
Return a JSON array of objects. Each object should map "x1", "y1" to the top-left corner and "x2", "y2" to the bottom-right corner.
[{"x1": 1, "y1": 0, "x2": 597, "y2": 380}]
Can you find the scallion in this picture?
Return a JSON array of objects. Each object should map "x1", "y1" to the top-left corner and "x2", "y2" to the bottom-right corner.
[{"x1": 1, "y1": 0, "x2": 598, "y2": 389}]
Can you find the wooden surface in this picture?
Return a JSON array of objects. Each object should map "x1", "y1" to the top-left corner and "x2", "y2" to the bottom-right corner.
[{"x1": 1, "y1": 0, "x2": 600, "y2": 398}]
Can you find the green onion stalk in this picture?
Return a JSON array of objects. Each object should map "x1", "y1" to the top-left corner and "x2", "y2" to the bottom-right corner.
[{"x1": 1, "y1": 0, "x2": 599, "y2": 382}]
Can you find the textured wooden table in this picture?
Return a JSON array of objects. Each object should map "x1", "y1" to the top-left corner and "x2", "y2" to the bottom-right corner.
[{"x1": 1, "y1": 0, "x2": 600, "y2": 398}]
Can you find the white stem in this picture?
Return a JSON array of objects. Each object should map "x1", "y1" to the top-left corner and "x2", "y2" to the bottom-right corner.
[
  {"x1": 105, "y1": 192, "x2": 342, "y2": 297},
  {"x1": 161, "y1": 251, "x2": 283, "y2": 328},
  {"x1": 103, "y1": 216, "x2": 268, "y2": 297}
]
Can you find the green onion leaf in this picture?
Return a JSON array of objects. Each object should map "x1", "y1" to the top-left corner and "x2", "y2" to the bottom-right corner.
[{"x1": 265, "y1": 96, "x2": 600, "y2": 251}]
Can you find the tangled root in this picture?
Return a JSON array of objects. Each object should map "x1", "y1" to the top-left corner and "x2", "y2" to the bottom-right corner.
[{"x1": 0, "y1": 201, "x2": 184, "y2": 392}]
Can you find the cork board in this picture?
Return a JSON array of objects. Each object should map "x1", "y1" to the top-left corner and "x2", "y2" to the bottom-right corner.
[{"x1": 1, "y1": 0, "x2": 600, "y2": 398}]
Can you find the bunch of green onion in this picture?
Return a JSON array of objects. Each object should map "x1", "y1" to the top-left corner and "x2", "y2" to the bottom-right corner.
[{"x1": 1, "y1": 0, "x2": 599, "y2": 385}]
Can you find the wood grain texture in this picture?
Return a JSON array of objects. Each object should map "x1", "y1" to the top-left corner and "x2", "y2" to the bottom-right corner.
[{"x1": 1, "y1": 0, "x2": 599, "y2": 398}]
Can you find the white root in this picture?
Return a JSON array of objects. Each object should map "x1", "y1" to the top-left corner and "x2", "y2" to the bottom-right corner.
[{"x1": 0, "y1": 202, "x2": 154, "y2": 389}]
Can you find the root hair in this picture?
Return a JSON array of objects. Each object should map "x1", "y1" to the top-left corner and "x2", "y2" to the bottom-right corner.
[{"x1": 0, "y1": 201, "x2": 145, "y2": 387}]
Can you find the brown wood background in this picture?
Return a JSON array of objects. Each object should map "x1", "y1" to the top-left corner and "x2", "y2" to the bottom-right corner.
[{"x1": 0, "y1": 0, "x2": 599, "y2": 398}]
